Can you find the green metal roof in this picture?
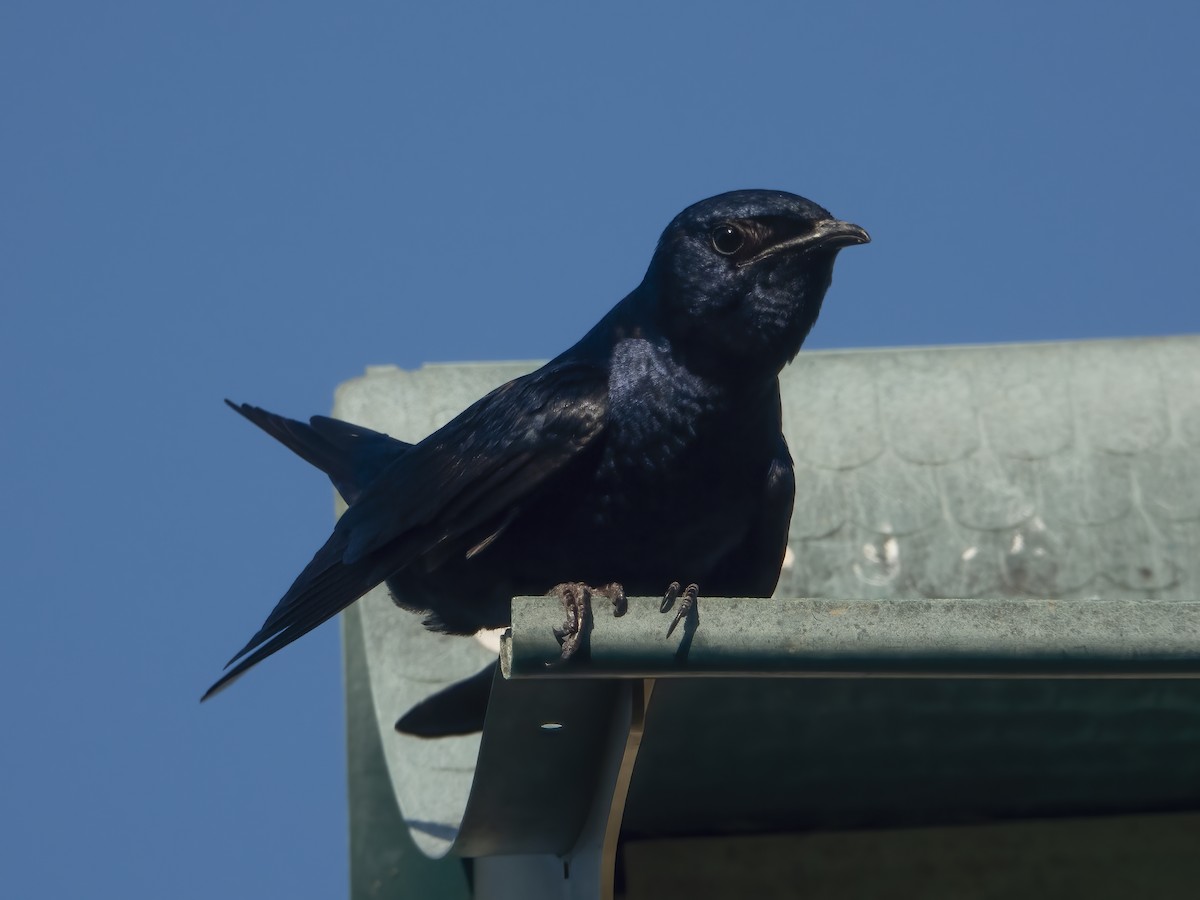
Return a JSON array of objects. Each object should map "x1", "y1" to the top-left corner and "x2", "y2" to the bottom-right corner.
[{"x1": 336, "y1": 335, "x2": 1200, "y2": 895}]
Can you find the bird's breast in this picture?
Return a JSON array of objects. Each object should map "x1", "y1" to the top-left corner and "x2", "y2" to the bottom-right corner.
[
  {"x1": 587, "y1": 342, "x2": 773, "y2": 556},
  {"x1": 488, "y1": 337, "x2": 780, "y2": 592}
]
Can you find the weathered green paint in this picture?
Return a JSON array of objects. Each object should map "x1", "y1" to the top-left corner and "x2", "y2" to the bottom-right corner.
[
  {"x1": 504, "y1": 596, "x2": 1200, "y2": 678},
  {"x1": 774, "y1": 337, "x2": 1200, "y2": 604},
  {"x1": 343, "y1": 603, "x2": 471, "y2": 899},
  {"x1": 336, "y1": 335, "x2": 1200, "y2": 889}
]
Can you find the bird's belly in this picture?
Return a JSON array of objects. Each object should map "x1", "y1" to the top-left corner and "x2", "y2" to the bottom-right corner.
[
  {"x1": 387, "y1": 454, "x2": 760, "y2": 632},
  {"x1": 503, "y1": 446, "x2": 763, "y2": 593}
]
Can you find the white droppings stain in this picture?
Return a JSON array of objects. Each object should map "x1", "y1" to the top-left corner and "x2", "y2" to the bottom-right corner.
[
  {"x1": 855, "y1": 536, "x2": 901, "y2": 586},
  {"x1": 884, "y1": 536, "x2": 898, "y2": 564},
  {"x1": 861, "y1": 537, "x2": 899, "y2": 565},
  {"x1": 961, "y1": 546, "x2": 979, "y2": 562},
  {"x1": 1010, "y1": 532, "x2": 1025, "y2": 554}
]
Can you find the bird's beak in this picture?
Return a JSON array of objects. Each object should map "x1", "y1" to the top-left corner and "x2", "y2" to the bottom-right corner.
[
  {"x1": 741, "y1": 218, "x2": 870, "y2": 266},
  {"x1": 810, "y1": 219, "x2": 871, "y2": 250}
]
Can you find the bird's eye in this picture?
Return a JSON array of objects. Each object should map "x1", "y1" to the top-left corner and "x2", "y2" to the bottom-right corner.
[{"x1": 711, "y1": 223, "x2": 745, "y2": 256}]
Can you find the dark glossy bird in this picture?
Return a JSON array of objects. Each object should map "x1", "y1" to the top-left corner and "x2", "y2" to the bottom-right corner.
[{"x1": 204, "y1": 190, "x2": 868, "y2": 700}]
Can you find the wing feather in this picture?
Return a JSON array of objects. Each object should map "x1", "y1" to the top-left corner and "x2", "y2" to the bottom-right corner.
[{"x1": 203, "y1": 362, "x2": 607, "y2": 700}]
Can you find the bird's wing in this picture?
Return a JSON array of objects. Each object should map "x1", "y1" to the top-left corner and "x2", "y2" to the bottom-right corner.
[{"x1": 203, "y1": 361, "x2": 608, "y2": 699}]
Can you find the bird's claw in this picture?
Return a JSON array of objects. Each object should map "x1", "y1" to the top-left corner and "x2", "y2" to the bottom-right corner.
[
  {"x1": 550, "y1": 581, "x2": 626, "y2": 660},
  {"x1": 660, "y1": 581, "x2": 699, "y2": 638}
]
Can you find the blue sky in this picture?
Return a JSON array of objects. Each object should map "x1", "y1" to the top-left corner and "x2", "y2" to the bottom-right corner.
[{"x1": 2, "y1": 2, "x2": 1197, "y2": 896}]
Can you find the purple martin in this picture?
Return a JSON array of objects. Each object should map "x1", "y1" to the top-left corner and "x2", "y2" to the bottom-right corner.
[{"x1": 204, "y1": 190, "x2": 868, "y2": 700}]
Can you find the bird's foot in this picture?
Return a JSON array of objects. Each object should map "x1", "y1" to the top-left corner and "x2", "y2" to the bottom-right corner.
[
  {"x1": 660, "y1": 581, "x2": 699, "y2": 638},
  {"x1": 550, "y1": 582, "x2": 627, "y2": 660}
]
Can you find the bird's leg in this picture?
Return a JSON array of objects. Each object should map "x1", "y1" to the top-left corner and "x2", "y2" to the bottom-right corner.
[
  {"x1": 660, "y1": 581, "x2": 699, "y2": 638},
  {"x1": 550, "y1": 582, "x2": 627, "y2": 660}
]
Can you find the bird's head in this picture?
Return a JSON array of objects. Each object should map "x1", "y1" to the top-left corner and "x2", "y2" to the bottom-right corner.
[{"x1": 646, "y1": 189, "x2": 869, "y2": 381}]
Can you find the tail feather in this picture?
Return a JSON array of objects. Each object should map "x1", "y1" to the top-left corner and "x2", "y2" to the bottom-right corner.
[
  {"x1": 225, "y1": 400, "x2": 410, "y2": 504},
  {"x1": 204, "y1": 399, "x2": 417, "y2": 701},
  {"x1": 202, "y1": 533, "x2": 387, "y2": 701}
]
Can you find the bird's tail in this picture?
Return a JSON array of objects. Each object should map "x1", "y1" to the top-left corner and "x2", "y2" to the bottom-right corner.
[
  {"x1": 225, "y1": 400, "x2": 411, "y2": 505},
  {"x1": 201, "y1": 526, "x2": 397, "y2": 701}
]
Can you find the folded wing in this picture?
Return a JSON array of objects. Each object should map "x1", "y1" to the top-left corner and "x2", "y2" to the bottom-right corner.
[{"x1": 203, "y1": 362, "x2": 608, "y2": 699}]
